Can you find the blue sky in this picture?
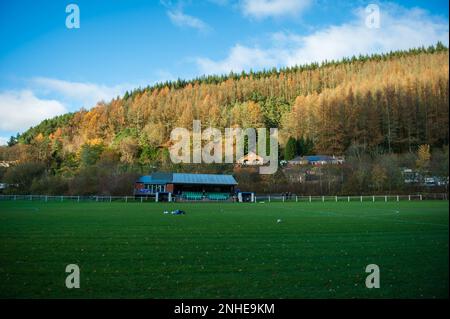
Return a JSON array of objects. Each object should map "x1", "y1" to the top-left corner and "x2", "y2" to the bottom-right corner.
[{"x1": 0, "y1": 0, "x2": 448, "y2": 144}]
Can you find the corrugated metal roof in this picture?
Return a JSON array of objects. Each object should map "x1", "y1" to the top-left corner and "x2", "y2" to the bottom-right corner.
[
  {"x1": 136, "y1": 173, "x2": 237, "y2": 185},
  {"x1": 172, "y1": 173, "x2": 237, "y2": 185},
  {"x1": 306, "y1": 155, "x2": 333, "y2": 162},
  {"x1": 136, "y1": 176, "x2": 168, "y2": 184}
]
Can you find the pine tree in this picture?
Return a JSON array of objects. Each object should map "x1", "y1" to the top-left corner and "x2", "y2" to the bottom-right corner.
[{"x1": 284, "y1": 137, "x2": 297, "y2": 160}]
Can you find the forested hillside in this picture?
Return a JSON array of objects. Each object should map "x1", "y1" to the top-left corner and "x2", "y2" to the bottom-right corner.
[{"x1": 0, "y1": 44, "x2": 448, "y2": 195}]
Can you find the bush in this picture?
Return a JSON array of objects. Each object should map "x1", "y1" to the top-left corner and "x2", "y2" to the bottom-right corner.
[
  {"x1": 30, "y1": 175, "x2": 69, "y2": 195},
  {"x1": 3, "y1": 162, "x2": 46, "y2": 194}
]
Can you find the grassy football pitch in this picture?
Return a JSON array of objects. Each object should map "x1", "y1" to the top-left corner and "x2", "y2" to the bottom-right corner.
[{"x1": 0, "y1": 200, "x2": 448, "y2": 298}]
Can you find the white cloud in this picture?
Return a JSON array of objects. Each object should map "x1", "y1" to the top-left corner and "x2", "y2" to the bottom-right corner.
[
  {"x1": 167, "y1": 10, "x2": 211, "y2": 32},
  {"x1": 240, "y1": 0, "x2": 312, "y2": 19},
  {"x1": 197, "y1": 44, "x2": 279, "y2": 74},
  {"x1": 0, "y1": 90, "x2": 67, "y2": 132},
  {"x1": 0, "y1": 136, "x2": 9, "y2": 146},
  {"x1": 284, "y1": 5, "x2": 449, "y2": 66},
  {"x1": 196, "y1": 4, "x2": 449, "y2": 74},
  {"x1": 0, "y1": 75, "x2": 172, "y2": 134},
  {"x1": 30, "y1": 77, "x2": 135, "y2": 109},
  {"x1": 0, "y1": 77, "x2": 157, "y2": 135}
]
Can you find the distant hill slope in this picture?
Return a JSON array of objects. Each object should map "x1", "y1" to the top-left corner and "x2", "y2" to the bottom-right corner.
[{"x1": 12, "y1": 44, "x2": 450, "y2": 165}]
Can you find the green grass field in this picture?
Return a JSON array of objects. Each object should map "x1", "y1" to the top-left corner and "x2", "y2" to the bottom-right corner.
[{"x1": 0, "y1": 200, "x2": 448, "y2": 298}]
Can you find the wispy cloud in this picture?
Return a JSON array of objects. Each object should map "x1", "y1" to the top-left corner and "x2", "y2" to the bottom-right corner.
[
  {"x1": 240, "y1": 0, "x2": 312, "y2": 19},
  {"x1": 30, "y1": 77, "x2": 135, "y2": 109},
  {"x1": 197, "y1": 44, "x2": 279, "y2": 74},
  {"x1": 167, "y1": 10, "x2": 211, "y2": 32},
  {"x1": 196, "y1": 4, "x2": 449, "y2": 74},
  {"x1": 0, "y1": 136, "x2": 9, "y2": 146},
  {"x1": 0, "y1": 90, "x2": 67, "y2": 132},
  {"x1": 0, "y1": 78, "x2": 143, "y2": 138}
]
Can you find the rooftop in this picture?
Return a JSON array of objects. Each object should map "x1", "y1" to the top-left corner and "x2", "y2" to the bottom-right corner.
[
  {"x1": 289, "y1": 155, "x2": 335, "y2": 162},
  {"x1": 136, "y1": 173, "x2": 238, "y2": 185}
]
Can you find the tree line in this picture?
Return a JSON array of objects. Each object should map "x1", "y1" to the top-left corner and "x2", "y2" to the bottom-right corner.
[{"x1": 0, "y1": 44, "x2": 448, "y2": 195}]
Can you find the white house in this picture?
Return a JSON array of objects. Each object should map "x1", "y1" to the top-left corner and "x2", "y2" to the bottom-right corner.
[{"x1": 236, "y1": 152, "x2": 266, "y2": 166}]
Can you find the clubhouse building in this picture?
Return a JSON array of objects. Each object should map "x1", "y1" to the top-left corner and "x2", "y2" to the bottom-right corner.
[{"x1": 134, "y1": 172, "x2": 238, "y2": 200}]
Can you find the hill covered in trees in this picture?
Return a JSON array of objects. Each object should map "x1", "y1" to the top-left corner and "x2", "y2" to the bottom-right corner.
[{"x1": 0, "y1": 44, "x2": 448, "y2": 195}]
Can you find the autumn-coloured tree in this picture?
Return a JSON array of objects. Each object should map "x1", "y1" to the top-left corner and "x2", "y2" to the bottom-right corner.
[
  {"x1": 416, "y1": 144, "x2": 431, "y2": 173},
  {"x1": 0, "y1": 44, "x2": 446, "y2": 196},
  {"x1": 371, "y1": 164, "x2": 387, "y2": 191}
]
